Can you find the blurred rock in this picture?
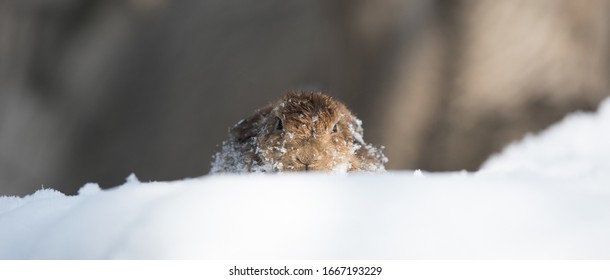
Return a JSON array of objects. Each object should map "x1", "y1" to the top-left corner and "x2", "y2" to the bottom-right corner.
[{"x1": 375, "y1": 0, "x2": 610, "y2": 170}]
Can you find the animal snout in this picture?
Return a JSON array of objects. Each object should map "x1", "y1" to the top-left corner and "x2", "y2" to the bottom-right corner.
[{"x1": 295, "y1": 148, "x2": 321, "y2": 170}]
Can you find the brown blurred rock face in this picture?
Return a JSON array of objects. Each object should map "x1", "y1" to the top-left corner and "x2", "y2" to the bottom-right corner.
[
  {"x1": 1, "y1": 0, "x2": 609, "y2": 195},
  {"x1": 374, "y1": 0, "x2": 610, "y2": 170}
]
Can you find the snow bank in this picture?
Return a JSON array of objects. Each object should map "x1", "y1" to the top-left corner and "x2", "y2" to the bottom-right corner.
[
  {"x1": 1, "y1": 99, "x2": 610, "y2": 259},
  {"x1": 481, "y1": 97, "x2": 610, "y2": 179}
]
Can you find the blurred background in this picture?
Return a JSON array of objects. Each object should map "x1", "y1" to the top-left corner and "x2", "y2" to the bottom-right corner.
[{"x1": 1, "y1": 0, "x2": 609, "y2": 196}]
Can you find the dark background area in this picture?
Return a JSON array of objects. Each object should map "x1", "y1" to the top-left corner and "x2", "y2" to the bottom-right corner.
[{"x1": 2, "y1": 0, "x2": 610, "y2": 196}]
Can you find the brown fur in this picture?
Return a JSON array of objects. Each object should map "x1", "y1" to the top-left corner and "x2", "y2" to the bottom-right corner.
[{"x1": 211, "y1": 91, "x2": 386, "y2": 173}]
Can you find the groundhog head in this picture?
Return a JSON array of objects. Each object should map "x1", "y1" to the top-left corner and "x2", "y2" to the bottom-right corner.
[{"x1": 211, "y1": 91, "x2": 386, "y2": 173}]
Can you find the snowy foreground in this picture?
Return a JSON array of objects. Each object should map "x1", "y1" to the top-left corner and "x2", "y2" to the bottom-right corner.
[{"x1": 2, "y1": 100, "x2": 610, "y2": 259}]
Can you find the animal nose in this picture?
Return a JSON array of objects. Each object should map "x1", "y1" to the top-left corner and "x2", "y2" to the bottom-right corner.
[
  {"x1": 296, "y1": 154, "x2": 314, "y2": 165},
  {"x1": 296, "y1": 149, "x2": 319, "y2": 169}
]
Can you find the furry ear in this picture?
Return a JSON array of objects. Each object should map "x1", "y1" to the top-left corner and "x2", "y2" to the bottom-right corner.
[{"x1": 230, "y1": 104, "x2": 273, "y2": 143}]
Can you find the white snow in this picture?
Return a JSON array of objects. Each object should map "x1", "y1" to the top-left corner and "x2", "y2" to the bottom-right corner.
[
  {"x1": 480, "y1": 97, "x2": 610, "y2": 179},
  {"x1": 2, "y1": 98, "x2": 610, "y2": 259}
]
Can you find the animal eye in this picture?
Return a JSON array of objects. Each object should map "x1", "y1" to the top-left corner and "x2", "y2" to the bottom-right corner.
[
  {"x1": 332, "y1": 123, "x2": 338, "y2": 133},
  {"x1": 275, "y1": 117, "x2": 283, "y2": 131}
]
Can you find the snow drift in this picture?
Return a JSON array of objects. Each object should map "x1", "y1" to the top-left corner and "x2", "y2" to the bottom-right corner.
[{"x1": 1, "y1": 99, "x2": 610, "y2": 259}]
